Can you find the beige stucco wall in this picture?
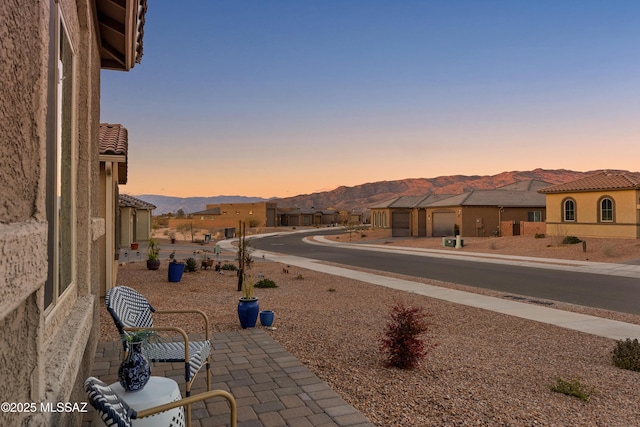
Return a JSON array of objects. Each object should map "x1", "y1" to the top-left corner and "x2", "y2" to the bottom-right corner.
[
  {"x1": 0, "y1": 1, "x2": 103, "y2": 425},
  {"x1": 545, "y1": 190, "x2": 640, "y2": 239},
  {"x1": 202, "y1": 202, "x2": 277, "y2": 228}
]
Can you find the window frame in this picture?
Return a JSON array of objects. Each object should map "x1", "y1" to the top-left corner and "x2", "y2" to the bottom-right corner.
[
  {"x1": 599, "y1": 196, "x2": 615, "y2": 223},
  {"x1": 45, "y1": 4, "x2": 77, "y2": 314},
  {"x1": 562, "y1": 198, "x2": 576, "y2": 222}
]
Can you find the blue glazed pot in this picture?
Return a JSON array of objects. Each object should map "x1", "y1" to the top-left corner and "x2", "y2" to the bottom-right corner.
[
  {"x1": 237, "y1": 298, "x2": 259, "y2": 329},
  {"x1": 259, "y1": 310, "x2": 275, "y2": 327},
  {"x1": 168, "y1": 262, "x2": 185, "y2": 282},
  {"x1": 118, "y1": 342, "x2": 151, "y2": 392}
]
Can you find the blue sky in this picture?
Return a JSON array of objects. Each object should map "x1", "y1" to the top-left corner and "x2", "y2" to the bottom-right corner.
[{"x1": 101, "y1": 1, "x2": 640, "y2": 198}]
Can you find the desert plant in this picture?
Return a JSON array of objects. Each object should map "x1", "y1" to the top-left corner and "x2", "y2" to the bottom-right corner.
[
  {"x1": 176, "y1": 223, "x2": 190, "y2": 240},
  {"x1": 147, "y1": 237, "x2": 160, "y2": 261},
  {"x1": 612, "y1": 338, "x2": 640, "y2": 371},
  {"x1": 221, "y1": 263, "x2": 237, "y2": 271},
  {"x1": 549, "y1": 377, "x2": 594, "y2": 402},
  {"x1": 241, "y1": 274, "x2": 255, "y2": 300},
  {"x1": 185, "y1": 257, "x2": 198, "y2": 272},
  {"x1": 379, "y1": 303, "x2": 431, "y2": 369},
  {"x1": 534, "y1": 233, "x2": 545, "y2": 239},
  {"x1": 562, "y1": 235, "x2": 582, "y2": 245},
  {"x1": 488, "y1": 240, "x2": 498, "y2": 250},
  {"x1": 255, "y1": 278, "x2": 278, "y2": 288}
]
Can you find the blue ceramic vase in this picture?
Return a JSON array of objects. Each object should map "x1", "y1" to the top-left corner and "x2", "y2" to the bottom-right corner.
[
  {"x1": 118, "y1": 342, "x2": 151, "y2": 392},
  {"x1": 259, "y1": 310, "x2": 275, "y2": 327},
  {"x1": 237, "y1": 298, "x2": 259, "y2": 329},
  {"x1": 168, "y1": 261, "x2": 185, "y2": 282}
]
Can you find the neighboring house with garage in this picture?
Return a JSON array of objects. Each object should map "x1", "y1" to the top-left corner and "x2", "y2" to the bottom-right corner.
[
  {"x1": 538, "y1": 171, "x2": 640, "y2": 239},
  {"x1": 371, "y1": 180, "x2": 548, "y2": 238}
]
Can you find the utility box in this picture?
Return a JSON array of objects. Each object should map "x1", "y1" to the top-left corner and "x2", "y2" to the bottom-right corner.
[{"x1": 442, "y1": 237, "x2": 464, "y2": 248}]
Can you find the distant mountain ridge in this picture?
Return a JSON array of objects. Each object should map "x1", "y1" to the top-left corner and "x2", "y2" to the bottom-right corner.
[{"x1": 134, "y1": 169, "x2": 631, "y2": 214}]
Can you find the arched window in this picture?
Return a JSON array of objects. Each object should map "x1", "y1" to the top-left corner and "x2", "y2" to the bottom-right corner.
[
  {"x1": 599, "y1": 197, "x2": 614, "y2": 222},
  {"x1": 563, "y1": 199, "x2": 576, "y2": 222}
]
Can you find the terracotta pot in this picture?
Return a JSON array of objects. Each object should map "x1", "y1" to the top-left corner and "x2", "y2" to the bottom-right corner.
[{"x1": 131, "y1": 242, "x2": 139, "y2": 250}]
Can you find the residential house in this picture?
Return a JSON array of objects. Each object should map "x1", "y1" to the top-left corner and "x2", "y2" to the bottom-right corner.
[
  {"x1": 183, "y1": 202, "x2": 278, "y2": 230},
  {"x1": 119, "y1": 194, "x2": 156, "y2": 247},
  {"x1": 371, "y1": 180, "x2": 548, "y2": 238},
  {"x1": 0, "y1": 1, "x2": 146, "y2": 425},
  {"x1": 99, "y1": 123, "x2": 128, "y2": 297},
  {"x1": 538, "y1": 171, "x2": 640, "y2": 239}
]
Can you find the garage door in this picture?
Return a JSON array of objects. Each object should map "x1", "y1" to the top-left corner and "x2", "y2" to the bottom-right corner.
[
  {"x1": 391, "y1": 211, "x2": 410, "y2": 237},
  {"x1": 432, "y1": 211, "x2": 455, "y2": 237}
]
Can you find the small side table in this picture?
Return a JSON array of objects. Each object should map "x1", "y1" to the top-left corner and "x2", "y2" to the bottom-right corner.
[{"x1": 108, "y1": 377, "x2": 184, "y2": 427}]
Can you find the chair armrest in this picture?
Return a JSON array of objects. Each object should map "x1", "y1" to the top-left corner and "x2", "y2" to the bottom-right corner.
[
  {"x1": 154, "y1": 309, "x2": 210, "y2": 340},
  {"x1": 135, "y1": 389, "x2": 237, "y2": 427}
]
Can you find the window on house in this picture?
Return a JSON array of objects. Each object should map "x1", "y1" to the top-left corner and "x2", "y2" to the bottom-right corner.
[
  {"x1": 45, "y1": 7, "x2": 76, "y2": 310},
  {"x1": 600, "y1": 198, "x2": 614, "y2": 222},
  {"x1": 563, "y1": 199, "x2": 575, "y2": 222},
  {"x1": 527, "y1": 211, "x2": 542, "y2": 222}
]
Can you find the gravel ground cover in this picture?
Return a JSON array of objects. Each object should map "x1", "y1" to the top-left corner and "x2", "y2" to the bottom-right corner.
[{"x1": 101, "y1": 233, "x2": 640, "y2": 426}]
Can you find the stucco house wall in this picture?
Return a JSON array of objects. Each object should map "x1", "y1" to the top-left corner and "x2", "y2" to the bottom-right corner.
[
  {"x1": 0, "y1": 1, "x2": 145, "y2": 425},
  {"x1": 202, "y1": 202, "x2": 278, "y2": 228},
  {"x1": 0, "y1": 1, "x2": 101, "y2": 425},
  {"x1": 544, "y1": 189, "x2": 640, "y2": 239},
  {"x1": 540, "y1": 172, "x2": 640, "y2": 239}
]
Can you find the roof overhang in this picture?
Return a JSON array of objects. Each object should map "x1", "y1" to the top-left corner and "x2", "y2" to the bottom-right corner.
[{"x1": 96, "y1": 0, "x2": 147, "y2": 71}]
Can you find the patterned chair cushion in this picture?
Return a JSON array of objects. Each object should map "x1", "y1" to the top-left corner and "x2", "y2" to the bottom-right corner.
[{"x1": 84, "y1": 377, "x2": 136, "y2": 427}]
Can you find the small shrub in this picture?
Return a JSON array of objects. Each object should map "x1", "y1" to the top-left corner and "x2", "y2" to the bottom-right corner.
[
  {"x1": 379, "y1": 303, "x2": 431, "y2": 369},
  {"x1": 488, "y1": 241, "x2": 498, "y2": 250},
  {"x1": 185, "y1": 257, "x2": 198, "y2": 272},
  {"x1": 221, "y1": 263, "x2": 237, "y2": 271},
  {"x1": 327, "y1": 288, "x2": 336, "y2": 293},
  {"x1": 295, "y1": 273, "x2": 304, "y2": 280},
  {"x1": 255, "y1": 278, "x2": 278, "y2": 288},
  {"x1": 534, "y1": 233, "x2": 545, "y2": 239},
  {"x1": 612, "y1": 338, "x2": 640, "y2": 371},
  {"x1": 562, "y1": 236, "x2": 582, "y2": 245},
  {"x1": 549, "y1": 378, "x2": 594, "y2": 402}
]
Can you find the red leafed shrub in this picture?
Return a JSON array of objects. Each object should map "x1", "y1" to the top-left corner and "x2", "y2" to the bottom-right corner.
[{"x1": 379, "y1": 303, "x2": 431, "y2": 369}]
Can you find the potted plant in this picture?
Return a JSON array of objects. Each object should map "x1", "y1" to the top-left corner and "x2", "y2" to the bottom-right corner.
[
  {"x1": 168, "y1": 230, "x2": 176, "y2": 244},
  {"x1": 237, "y1": 274, "x2": 259, "y2": 329},
  {"x1": 146, "y1": 237, "x2": 161, "y2": 270}
]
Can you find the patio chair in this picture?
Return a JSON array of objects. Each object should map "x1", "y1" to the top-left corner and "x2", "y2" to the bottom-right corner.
[
  {"x1": 105, "y1": 286, "x2": 212, "y2": 424},
  {"x1": 85, "y1": 376, "x2": 236, "y2": 427}
]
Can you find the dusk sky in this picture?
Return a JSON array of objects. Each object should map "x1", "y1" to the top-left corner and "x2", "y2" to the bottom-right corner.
[{"x1": 101, "y1": 1, "x2": 640, "y2": 198}]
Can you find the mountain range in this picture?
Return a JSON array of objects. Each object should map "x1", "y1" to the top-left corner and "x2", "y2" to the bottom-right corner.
[{"x1": 133, "y1": 169, "x2": 629, "y2": 215}]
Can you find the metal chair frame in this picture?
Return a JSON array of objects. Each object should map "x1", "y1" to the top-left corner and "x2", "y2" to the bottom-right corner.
[
  {"x1": 85, "y1": 376, "x2": 236, "y2": 427},
  {"x1": 105, "y1": 286, "x2": 212, "y2": 425}
]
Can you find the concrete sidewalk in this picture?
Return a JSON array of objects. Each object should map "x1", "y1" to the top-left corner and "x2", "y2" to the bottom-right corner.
[{"x1": 220, "y1": 235, "x2": 640, "y2": 341}]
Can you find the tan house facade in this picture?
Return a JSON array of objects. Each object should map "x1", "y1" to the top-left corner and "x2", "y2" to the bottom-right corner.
[
  {"x1": 99, "y1": 124, "x2": 128, "y2": 298},
  {"x1": 119, "y1": 194, "x2": 156, "y2": 247},
  {"x1": 0, "y1": 1, "x2": 146, "y2": 425},
  {"x1": 371, "y1": 180, "x2": 548, "y2": 238},
  {"x1": 539, "y1": 172, "x2": 640, "y2": 239}
]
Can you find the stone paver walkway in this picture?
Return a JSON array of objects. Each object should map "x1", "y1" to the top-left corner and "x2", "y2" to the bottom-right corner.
[{"x1": 84, "y1": 329, "x2": 374, "y2": 427}]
